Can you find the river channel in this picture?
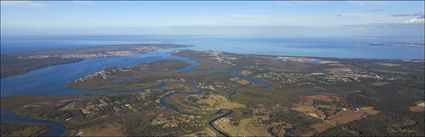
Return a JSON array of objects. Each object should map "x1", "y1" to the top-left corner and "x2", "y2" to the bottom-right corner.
[{"x1": 0, "y1": 49, "x2": 272, "y2": 136}]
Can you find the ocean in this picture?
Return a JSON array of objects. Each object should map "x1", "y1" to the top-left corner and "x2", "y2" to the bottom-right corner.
[{"x1": 1, "y1": 35, "x2": 424, "y2": 59}]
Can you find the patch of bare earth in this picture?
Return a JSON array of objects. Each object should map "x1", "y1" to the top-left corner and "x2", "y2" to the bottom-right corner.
[
  {"x1": 328, "y1": 107, "x2": 380, "y2": 124},
  {"x1": 291, "y1": 94, "x2": 340, "y2": 120},
  {"x1": 308, "y1": 107, "x2": 380, "y2": 135},
  {"x1": 205, "y1": 127, "x2": 218, "y2": 136},
  {"x1": 214, "y1": 117, "x2": 287, "y2": 136},
  {"x1": 409, "y1": 102, "x2": 425, "y2": 112},
  {"x1": 292, "y1": 94, "x2": 380, "y2": 136},
  {"x1": 240, "y1": 70, "x2": 253, "y2": 76},
  {"x1": 319, "y1": 60, "x2": 339, "y2": 64},
  {"x1": 326, "y1": 67, "x2": 352, "y2": 73},
  {"x1": 371, "y1": 81, "x2": 390, "y2": 86},
  {"x1": 77, "y1": 124, "x2": 126, "y2": 137},
  {"x1": 305, "y1": 94, "x2": 339, "y2": 102},
  {"x1": 214, "y1": 118, "x2": 256, "y2": 136},
  {"x1": 230, "y1": 77, "x2": 250, "y2": 85},
  {"x1": 196, "y1": 94, "x2": 246, "y2": 111},
  {"x1": 377, "y1": 63, "x2": 401, "y2": 67}
]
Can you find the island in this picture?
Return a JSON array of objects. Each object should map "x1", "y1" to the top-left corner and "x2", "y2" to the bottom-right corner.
[{"x1": 364, "y1": 42, "x2": 425, "y2": 48}]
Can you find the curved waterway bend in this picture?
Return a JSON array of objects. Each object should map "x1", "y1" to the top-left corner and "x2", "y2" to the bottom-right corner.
[
  {"x1": 206, "y1": 68, "x2": 272, "y2": 89},
  {"x1": 0, "y1": 81, "x2": 172, "y2": 137},
  {"x1": 1, "y1": 49, "x2": 270, "y2": 136},
  {"x1": 207, "y1": 68, "x2": 272, "y2": 98},
  {"x1": 0, "y1": 50, "x2": 197, "y2": 97},
  {"x1": 0, "y1": 49, "x2": 198, "y2": 136},
  {"x1": 159, "y1": 82, "x2": 203, "y2": 113},
  {"x1": 230, "y1": 69, "x2": 272, "y2": 89},
  {"x1": 1, "y1": 109, "x2": 67, "y2": 137},
  {"x1": 158, "y1": 68, "x2": 272, "y2": 136},
  {"x1": 209, "y1": 109, "x2": 233, "y2": 137}
]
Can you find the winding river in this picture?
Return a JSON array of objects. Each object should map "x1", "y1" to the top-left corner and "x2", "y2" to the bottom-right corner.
[
  {"x1": 0, "y1": 49, "x2": 272, "y2": 136},
  {"x1": 0, "y1": 49, "x2": 197, "y2": 136},
  {"x1": 206, "y1": 68, "x2": 272, "y2": 89},
  {"x1": 159, "y1": 82, "x2": 204, "y2": 113},
  {"x1": 208, "y1": 109, "x2": 233, "y2": 137}
]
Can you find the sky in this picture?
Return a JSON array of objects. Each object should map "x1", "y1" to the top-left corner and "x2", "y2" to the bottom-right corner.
[{"x1": 1, "y1": 1, "x2": 424, "y2": 38}]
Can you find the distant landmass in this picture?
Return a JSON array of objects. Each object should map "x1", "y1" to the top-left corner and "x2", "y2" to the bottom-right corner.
[
  {"x1": 365, "y1": 42, "x2": 425, "y2": 48},
  {"x1": 0, "y1": 44, "x2": 188, "y2": 78}
]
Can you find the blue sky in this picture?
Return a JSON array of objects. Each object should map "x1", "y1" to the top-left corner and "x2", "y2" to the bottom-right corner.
[{"x1": 1, "y1": 1, "x2": 424, "y2": 37}]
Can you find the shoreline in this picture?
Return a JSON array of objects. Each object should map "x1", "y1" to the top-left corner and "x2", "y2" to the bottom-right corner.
[{"x1": 2, "y1": 45, "x2": 423, "y2": 79}]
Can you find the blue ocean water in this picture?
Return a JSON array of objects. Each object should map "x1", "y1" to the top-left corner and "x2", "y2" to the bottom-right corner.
[
  {"x1": 1, "y1": 35, "x2": 424, "y2": 97},
  {"x1": 1, "y1": 35, "x2": 424, "y2": 59}
]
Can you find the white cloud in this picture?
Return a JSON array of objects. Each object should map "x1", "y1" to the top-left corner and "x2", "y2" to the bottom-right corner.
[
  {"x1": 0, "y1": 1, "x2": 46, "y2": 7},
  {"x1": 405, "y1": 17, "x2": 425, "y2": 24}
]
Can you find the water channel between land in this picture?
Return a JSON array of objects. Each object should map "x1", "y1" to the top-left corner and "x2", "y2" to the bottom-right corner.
[{"x1": 0, "y1": 49, "x2": 272, "y2": 136}]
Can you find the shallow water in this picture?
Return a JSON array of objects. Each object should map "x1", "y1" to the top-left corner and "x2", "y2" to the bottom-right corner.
[
  {"x1": 0, "y1": 109, "x2": 67, "y2": 137},
  {"x1": 0, "y1": 50, "x2": 196, "y2": 97},
  {"x1": 1, "y1": 36, "x2": 425, "y2": 59},
  {"x1": 2, "y1": 36, "x2": 424, "y2": 59},
  {"x1": 0, "y1": 50, "x2": 199, "y2": 136}
]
